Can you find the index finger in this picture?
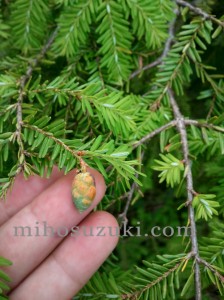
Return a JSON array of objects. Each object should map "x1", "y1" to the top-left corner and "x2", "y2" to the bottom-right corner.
[{"x1": 0, "y1": 166, "x2": 64, "y2": 226}]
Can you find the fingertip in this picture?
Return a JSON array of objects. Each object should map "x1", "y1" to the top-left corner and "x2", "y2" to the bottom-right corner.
[
  {"x1": 99, "y1": 211, "x2": 120, "y2": 247},
  {"x1": 0, "y1": 166, "x2": 65, "y2": 225},
  {"x1": 84, "y1": 210, "x2": 120, "y2": 246}
]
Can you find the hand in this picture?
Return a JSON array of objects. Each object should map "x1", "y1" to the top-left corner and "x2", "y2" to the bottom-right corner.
[{"x1": 0, "y1": 167, "x2": 119, "y2": 300}]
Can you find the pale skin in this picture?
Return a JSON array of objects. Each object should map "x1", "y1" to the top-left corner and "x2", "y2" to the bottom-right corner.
[{"x1": 0, "y1": 167, "x2": 119, "y2": 299}]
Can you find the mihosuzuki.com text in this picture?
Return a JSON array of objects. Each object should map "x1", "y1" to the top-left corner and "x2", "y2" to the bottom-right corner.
[{"x1": 13, "y1": 221, "x2": 191, "y2": 238}]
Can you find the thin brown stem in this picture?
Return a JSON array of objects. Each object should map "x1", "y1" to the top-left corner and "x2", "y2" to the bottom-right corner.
[
  {"x1": 129, "y1": 58, "x2": 162, "y2": 80},
  {"x1": 16, "y1": 27, "x2": 58, "y2": 138},
  {"x1": 176, "y1": 0, "x2": 224, "y2": 27},
  {"x1": 14, "y1": 27, "x2": 59, "y2": 177},
  {"x1": 206, "y1": 94, "x2": 216, "y2": 121},
  {"x1": 133, "y1": 118, "x2": 224, "y2": 150},
  {"x1": 133, "y1": 120, "x2": 177, "y2": 149},
  {"x1": 184, "y1": 119, "x2": 224, "y2": 133},
  {"x1": 22, "y1": 123, "x2": 80, "y2": 160},
  {"x1": 129, "y1": 9, "x2": 178, "y2": 79},
  {"x1": 168, "y1": 89, "x2": 201, "y2": 300},
  {"x1": 122, "y1": 260, "x2": 183, "y2": 299},
  {"x1": 197, "y1": 257, "x2": 224, "y2": 283},
  {"x1": 118, "y1": 152, "x2": 144, "y2": 227},
  {"x1": 118, "y1": 180, "x2": 138, "y2": 227}
]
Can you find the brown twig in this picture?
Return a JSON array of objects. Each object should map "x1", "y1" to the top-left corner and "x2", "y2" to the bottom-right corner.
[
  {"x1": 197, "y1": 257, "x2": 224, "y2": 283},
  {"x1": 22, "y1": 123, "x2": 80, "y2": 160},
  {"x1": 176, "y1": 0, "x2": 224, "y2": 28},
  {"x1": 118, "y1": 151, "x2": 144, "y2": 227},
  {"x1": 206, "y1": 94, "x2": 216, "y2": 121},
  {"x1": 168, "y1": 89, "x2": 201, "y2": 300},
  {"x1": 184, "y1": 119, "x2": 224, "y2": 133},
  {"x1": 122, "y1": 259, "x2": 183, "y2": 299},
  {"x1": 118, "y1": 180, "x2": 138, "y2": 227},
  {"x1": 15, "y1": 27, "x2": 59, "y2": 171},
  {"x1": 129, "y1": 58, "x2": 163, "y2": 80},
  {"x1": 130, "y1": 9, "x2": 179, "y2": 155},
  {"x1": 133, "y1": 118, "x2": 224, "y2": 149},
  {"x1": 133, "y1": 120, "x2": 177, "y2": 149},
  {"x1": 129, "y1": 9, "x2": 178, "y2": 79}
]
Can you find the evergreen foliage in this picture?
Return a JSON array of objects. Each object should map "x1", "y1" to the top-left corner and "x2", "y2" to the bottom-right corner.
[
  {"x1": 0, "y1": 0, "x2": 224, "y2": 299},
  {"x1": 0, "y1": 257, "x2": 12, "y2": 300}
]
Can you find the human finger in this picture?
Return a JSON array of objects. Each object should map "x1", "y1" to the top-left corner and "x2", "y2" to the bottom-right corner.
[
  {"x1": 0, "y1": 168, "x2": 106, "y2": 288},
  {"x1": 9, "y1": 211, "x2": 119, "y2": 300},
  {"x1": 0, "y1": 166, "x2": 64, "y2": 226}
]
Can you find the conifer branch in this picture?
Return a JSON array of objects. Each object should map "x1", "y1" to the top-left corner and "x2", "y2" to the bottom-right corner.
[
  {"x1": 15, "y1": 27, "x2": 58, "y2": 173},
  {"x1": 1, "y1": 2, "x2": 224, "y2": 298},
  {"x1": 95, "y1": 54, "x2": 106, "y2": 90},
  {"x1": 184, "y1": 119, "x2": 224, "y2": 133},
  {"x1": 0, "y1": 104, "x2": 17, "y2": 117},
  {"x1": 206, "y1": 94, "x2": 216, "y2": 121},
  {"x1": 130, "y1": 10, "x2": 178, "y2": 79},
  {"x1": 197, "y1": 257, "x2": 224, "y2": 283},
  {"x1": 118, "y1": 180, "x2": 138, "y2": 227},
  {"x1": 133, "y1": 120, "x2": 177, "y2": 149},
  {"x1": 129, "y1": 57, "x2": 162, "y2": 80},
  {"x1": 118, "y1": 151, "x2": 144, "y2": 227},
  {"x1": 134, "y1": 118, "x2": 224, "y2": 150},
  {"x1": 155, "y1": 21, "x2": 205, "y2": 107},
  {"x1": 122, "y1": 260, "x2": 182, "y2": 299},
  {"x1": 176, "y1": 0, "x2": 224, "y2": 28},
  {"x1": 0, "y1": 27, "x2": 59, "y2": 198},
  {"x1": 168, "y1": 89, "x2": 202, "y2": 300},
  {"x1": 22, "y1": 123, "x2": 80, "y2": 160}
]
